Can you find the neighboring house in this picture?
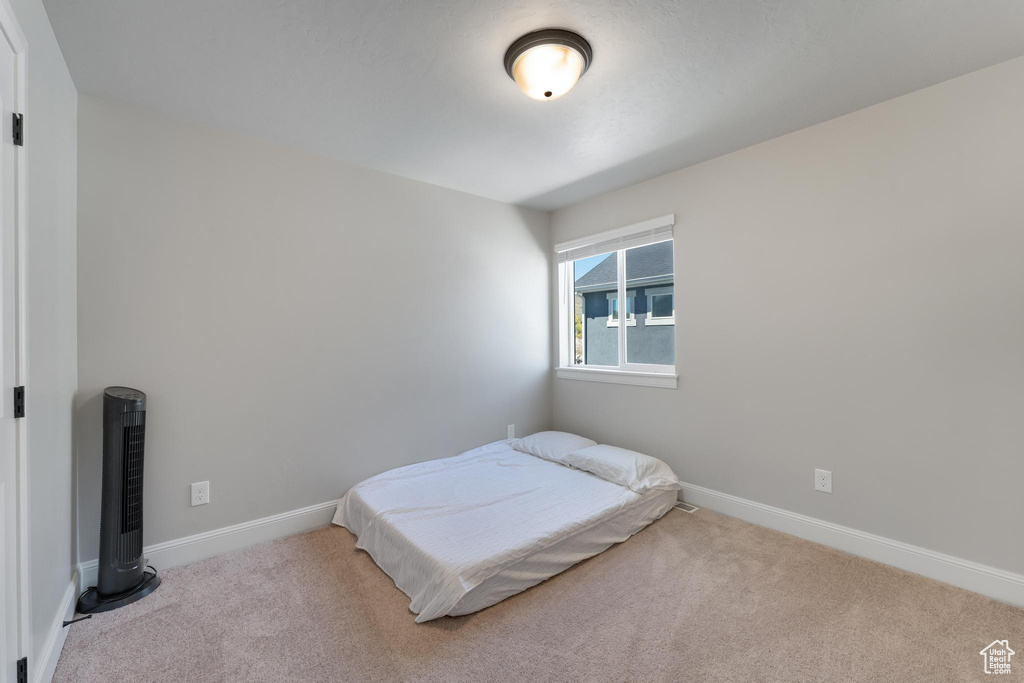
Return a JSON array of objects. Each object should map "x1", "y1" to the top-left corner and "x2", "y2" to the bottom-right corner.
[{"x1": 574, "y1": 241, "x2": 674, "y2": 366}]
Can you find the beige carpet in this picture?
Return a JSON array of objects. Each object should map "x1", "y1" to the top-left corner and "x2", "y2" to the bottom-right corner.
[{"x1": 55, "y1": 509, "x2": 1022, "y2": 682}]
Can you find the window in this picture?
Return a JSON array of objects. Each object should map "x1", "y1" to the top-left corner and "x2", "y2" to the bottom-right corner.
[
  {"x1": 556, "y1": 215, "x2": 677, "y2": 388},
  {"x1": 571, "y1": 251, "x2": 617, "y2": 366},
  {"x1": 645, "y1": 286, "x2": 674, "y2": 326},
  {"x1": 606, "y1": 291, "x2": 636, "y2": 327}
]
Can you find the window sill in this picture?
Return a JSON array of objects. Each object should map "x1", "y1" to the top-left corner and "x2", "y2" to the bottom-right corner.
[
  {"x1": 606, "y1": 319, "x2": 637, "y2": 328},
  {"x1": 555, "y1": 366, "x2": 678, "y2": 389},
  {"x1": 644, "y1": 317, "x2": 675, "y2": 326}
]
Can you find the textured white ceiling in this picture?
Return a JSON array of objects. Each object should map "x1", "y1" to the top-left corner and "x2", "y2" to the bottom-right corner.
[{"x1": 44, "y1": 0, "x2": 1024, "y2": 209}]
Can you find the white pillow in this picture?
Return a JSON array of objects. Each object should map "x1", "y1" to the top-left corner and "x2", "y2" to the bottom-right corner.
[
  {"x1": 509, "y1": 431, "x2": 597, "y2": 465},
  {"x1": 563, "y1": 444, "x2": 682, "y2": 494}
]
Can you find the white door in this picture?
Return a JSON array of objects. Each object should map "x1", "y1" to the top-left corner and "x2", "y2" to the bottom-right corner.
[{"x1": 0, "y1": 18, "x2": 19, "y2": 683}]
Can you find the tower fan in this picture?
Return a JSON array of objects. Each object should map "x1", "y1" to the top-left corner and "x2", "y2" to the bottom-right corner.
[{"x1": 77, "y1": 387, "x2": 160, "y2": 613}]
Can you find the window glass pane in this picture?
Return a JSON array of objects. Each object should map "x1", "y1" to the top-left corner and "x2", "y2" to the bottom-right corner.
[
  {"x1": 652, "y1": 294, "x2": 673, "y2": 318},
  {"x1": 572, "y1": 252, "x2": 618, "y2": 366},
  {"x1": 608, "y1": 294, "x2": 635, "y2": 325},
  {"x1": 606, "y1": 296, "x2": 633, "y2": 322},
  {"x1": 625, "y1": 241, "x2": 675, "y2": 365}
]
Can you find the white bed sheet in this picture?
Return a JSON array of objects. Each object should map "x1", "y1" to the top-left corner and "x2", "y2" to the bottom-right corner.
[{"x1": 333, "y1": 440, "x2": 677, "y2": 622}]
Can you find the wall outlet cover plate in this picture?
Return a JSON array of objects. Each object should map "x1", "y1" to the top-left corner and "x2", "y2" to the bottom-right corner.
[{"x1": 191, "y1": 481, "x2": 210, "y2": 506}]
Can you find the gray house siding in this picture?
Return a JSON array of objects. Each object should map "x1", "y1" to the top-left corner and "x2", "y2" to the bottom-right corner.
[
  {"x1": 583, "y1": 285, "x2": 674, "y2": 365},
  {"x1": 583, "y1": 292, "x2": 617, "y2": 365}
]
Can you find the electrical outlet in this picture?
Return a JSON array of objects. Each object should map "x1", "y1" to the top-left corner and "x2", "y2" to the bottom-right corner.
[
  {"x1": 814, "y1": 469, "x2": 832, "y2": 494},
  {"x1": 191, "y1": 481, "x2": 210, "y2": 506},
  {"x1": 507, "y1": 424, "x2": 515, "y2": 439}
]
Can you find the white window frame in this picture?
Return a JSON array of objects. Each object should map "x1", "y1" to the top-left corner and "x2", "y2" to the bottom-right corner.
[
  {"x1": 606, "y1": 290, "x2": 636, "y2": 327},
  {"x1": 555, "y1": 214, "x2": 677, "y2": 389},
  {"x1": 644, "y1": 286, "x2": 675, "y2": 326}
]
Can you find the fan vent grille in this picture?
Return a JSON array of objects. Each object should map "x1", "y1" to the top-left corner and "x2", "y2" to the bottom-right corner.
[{"x1": 117, "y1": 413, "x2": 146, "y2": 563}]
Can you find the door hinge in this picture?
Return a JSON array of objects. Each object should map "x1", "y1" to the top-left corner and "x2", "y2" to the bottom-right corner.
[
  {"x1": 12, "y1": 112, "x2": 23, "y2": 146},
  {"x1": 17, "y1": 657, "x2": 27, "y2": 683},
  {"x1": 13, "y1": 386, "x2": 24, "y2": 418}
]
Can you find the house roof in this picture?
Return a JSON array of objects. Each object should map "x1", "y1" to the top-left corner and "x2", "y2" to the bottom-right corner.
[{"x1": 573, "y1": 240, "x2": 673, "y2": 291}]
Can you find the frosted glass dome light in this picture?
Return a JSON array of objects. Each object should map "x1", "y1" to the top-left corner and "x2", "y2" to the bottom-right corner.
[{"x1": 504, "y1": 29, "x2": 593, "y2": 101}]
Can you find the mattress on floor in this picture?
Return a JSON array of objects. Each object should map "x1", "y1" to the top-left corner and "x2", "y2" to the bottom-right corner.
[{"x1": 333, "y1": 439, "x2": 677, "y2": 622}]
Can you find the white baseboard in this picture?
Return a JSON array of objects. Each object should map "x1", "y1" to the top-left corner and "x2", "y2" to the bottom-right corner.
[
  {"x1": 79, "y1": 500, "x2": 338, "y2": 592},
  {"x1": 679, "y1": 482, "x2": 1024, "y2": 608},
  {"x1": 71, "y1": 487, "x2": 1022, "y2": 616},
  {"x1": 35, "y1": 572, "x2": 77, "y2": 683}
]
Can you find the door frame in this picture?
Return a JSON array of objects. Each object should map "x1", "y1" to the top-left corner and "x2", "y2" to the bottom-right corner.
[{"x1": 0, "y1": 0, "x2": 28, "y2": 675}]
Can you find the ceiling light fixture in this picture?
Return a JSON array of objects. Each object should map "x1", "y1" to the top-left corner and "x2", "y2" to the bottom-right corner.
[{"x1": 504, "y1": 29, "x2": 592, "y2": 101}]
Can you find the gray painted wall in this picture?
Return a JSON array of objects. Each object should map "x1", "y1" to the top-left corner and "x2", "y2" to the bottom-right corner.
[
  {"x1": 551, "y1": 56, "x2": 1024, "y2": 575},
  {"x1": 76, "y1": 95, "x2": 551, "y2": 563},
  {"x1": 12, "y1": 0, "x2": 79, "y2": 670}
]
